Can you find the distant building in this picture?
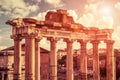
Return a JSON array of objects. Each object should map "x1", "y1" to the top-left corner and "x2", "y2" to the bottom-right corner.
[
  {"x1": 57, "y1": 48, "x2": 120, "y2": 72},
  {"x1": 0, "y1": 44, "x2": 50, "y2": 80},
  {"x1": 87, "y1": 48, "x2": 107, "y2": 69},
  {"x1": 57, "y1": 49, "x2": 80, "y2": 60}
]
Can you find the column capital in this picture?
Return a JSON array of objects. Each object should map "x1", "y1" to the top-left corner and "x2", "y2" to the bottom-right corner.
[
  {"x1": 35, "y1": 38, "x2": 42, "y2": 42},
  {"x1": 104, "y1": 40, "x2": 114, "y2": 44},
  {"x1": 63, "y1": 38, "x2": 74, "y2": 43},
  {"x1": 90, "y1": 40, "x2": 100, "y2": 44},
  {"x1": 24, "y1": 34, "x2": 36, "y2": 39},
  {"x1": 11, "y1": 35, "x2": 23, "y2": 41},
  {"x1": 77, "y1": 40, "x2": 87, "y2": 44},
  {"x1": 47, "y1": 37, "x2": 59, "y2": 43}
]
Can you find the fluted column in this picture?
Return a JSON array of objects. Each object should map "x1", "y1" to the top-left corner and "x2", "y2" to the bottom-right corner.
[
  {"x1": 35, "y1": 38, "x2": 41, "y2": 80},
  {"x1": 64, "y1": 39, "x2": 74, "y2": 80},
  {"x1": 48, "y1": 37, "x2": 58, "y2": 80},
  {"x1": 13, "y1": 36, "x2": 22, "y2": 80},
  {"x1": 105, "y1": 40, "x2": 116, "y2": 80},
  {"x1": 91, "y1": 40, "x2": 100, "y2": 80},
  {"x1": 78, "y1": 40, "x2": 87, "y2": 80},
  {"x1": 25, "y1": 35, "x2": 35, "y2": 80}
]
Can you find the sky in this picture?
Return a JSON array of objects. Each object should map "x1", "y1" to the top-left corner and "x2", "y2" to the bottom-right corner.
[{"x1": 0, "y1": 0, "x2": 120, "y2": 50}]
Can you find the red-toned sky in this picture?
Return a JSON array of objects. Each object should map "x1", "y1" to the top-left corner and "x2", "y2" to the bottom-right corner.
[{"x1": 0, "y1": 0, "x2": 120, "y2": 50}]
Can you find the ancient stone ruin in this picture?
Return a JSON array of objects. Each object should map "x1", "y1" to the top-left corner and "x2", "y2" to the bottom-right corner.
[{"x1": 6, "y1": 9, "x2": 115, "y2": 80}]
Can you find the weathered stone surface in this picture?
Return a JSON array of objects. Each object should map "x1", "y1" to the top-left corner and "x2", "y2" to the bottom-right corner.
[{"x1": 6, "y1": 9, "x2": 115, "y2": 80}]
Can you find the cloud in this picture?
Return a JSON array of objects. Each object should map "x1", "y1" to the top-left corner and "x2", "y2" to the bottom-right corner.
[
  {"x1": 36, "y1": 12, "x2": 47, "y2": 20},
  {"x1": 57, "y1": 39, "x2": 67, "y2": 49},
  {"x1": 33, "y1": 0, "x2": 41, "y2": 2},
  {"x1": 87, "y1": 0, "x2": 102, "y2": 3},
  {"x1": 85, "y1": 3, "x2": 98, "y2": 13},
  {"x1": 77, "y1": 13, "x2": 114, "y2": 29},
  {"x1": 85, "y1": 0, "x2": 104, "y2": 13},
  {"x1": 97, "y1": 16, "x2": 114, "y2": 29},
  {"x1": 32, "y1": 11, "x2": 47, "y2": 20},
  {"x1": 0, "y1": 36, "x2": 2, "y2": 43},
  {"x1": 115, "y1": 2, "x2": 120, "y2": 10},
  {"x1": 40, "y1": 37, "x2": 50, "y2": 50},
  {"x1": 32, "y1": 9, "x2": 56, "y2": 20},
  {"x1": 0, "y1": 36, "x2": 7, "y2": 50},
  {"x1": 73, "y1": 41, "x2": 80, "y2": 49},
  {"x1": 77, "y1": 1, "x2": 114, "y2": 29},
  {"x1": 77, "y1": 13, "x2": 95, "y2": 27},
  {"x1": 44, "y1": 0, "x2": 63, "y2": 7},
  {"x1": 67, "y1": 10, "x2": 78, "y2": 22},
  {"x1": 0, "y1": 0, "x2": 39, "y2": 18},
  {"x1": 0, "y1": 46, "x2": 7, "y2": 50},
  {"x1": 112, "y1": 26, "x2": 120, "y2": 48}
]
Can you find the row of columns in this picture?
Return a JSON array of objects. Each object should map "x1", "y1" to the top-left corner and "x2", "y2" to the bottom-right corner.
[
  {"x1": 13, "y1": 35, "x2": 41, "y2": 80},
  {"x1": 12, "y1": 35, "x2": 115, "y2": 80}
]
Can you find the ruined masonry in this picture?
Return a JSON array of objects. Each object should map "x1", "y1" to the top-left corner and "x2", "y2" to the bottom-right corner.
[{"x1": 6, "y1": 9, "x2": 116, "y2": 80}]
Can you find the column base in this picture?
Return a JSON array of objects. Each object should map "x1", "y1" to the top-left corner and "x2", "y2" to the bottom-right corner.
[
  {"x1": 80, "y1": 73, "x2": 87, "y2": 80},
  {"x1": 13, "y1": 74, "x2": 21, "y2": 80},
  {"x1": 35, "y1": 75, "x2": 40, "y2": 80},
  {"x1": 50, "y1": 76, "x2": 57, "y2": 80},
  {"x1": 25, "y1": 74, "x2": 34, "y2": 80}
]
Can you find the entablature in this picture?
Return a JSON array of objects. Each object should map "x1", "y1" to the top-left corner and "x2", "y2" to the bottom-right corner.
[{"x1": 6, "y1": 10, "x2": 114, "y2": 42}]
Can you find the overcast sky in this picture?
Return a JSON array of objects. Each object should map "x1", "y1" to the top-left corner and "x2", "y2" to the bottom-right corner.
[{"x1": 0, "y1": 0, "x2": 120, "y2": 50}]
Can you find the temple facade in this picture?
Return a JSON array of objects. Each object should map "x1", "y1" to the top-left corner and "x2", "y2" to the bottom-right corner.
[{"x1": 6, "y1": 9, "x2": 116, "y2": 80}]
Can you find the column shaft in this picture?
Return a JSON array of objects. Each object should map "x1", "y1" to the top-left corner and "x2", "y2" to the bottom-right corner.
[
  {"x1": 35, "y1": 39, "x2": 41, "y2": 80},
  {"x1": 106, "y1": 40, "x2": 116, "y2": 80},
  {"x1": 13, "y1": 38, "x2": 22, "y2": 80},
  {"x1": 79, "y1": 40, "x2": 87, "y2": 80},
  {"x1": 49, "y1": 38, "x2": 57, "y2": 80},
  {"x1": 91, "y1": 40, "x2": 100, "y2": 80},
  {"x1": 66, "y1": 39, "x2": 74, "y2": 80},
  {"x1": 25, "y1": 37, "x2": 35, "y2": 80},
  {"x1": 2, "y1": 73, "x2": 4, "y2": 80}
]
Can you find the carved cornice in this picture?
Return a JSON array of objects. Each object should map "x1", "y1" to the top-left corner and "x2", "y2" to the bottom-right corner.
[{"x1": 6, "y1": 10, "x2": 114, "y2": 42}]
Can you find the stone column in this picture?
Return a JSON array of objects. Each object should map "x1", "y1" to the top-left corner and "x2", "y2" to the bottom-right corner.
[
  {"x1": 25, "y1": 35, "x2": 35, "y2": 80},
  {"x1": 13, "y1": 36, "x2": 22, "y2": 80},
  {"x1": 78, "y1": 40, "x2": 87, "y2": 80},
  {"x1": 2, "y1": 73, "x2": 4, "y2": 80},
  {"x1": 105, "y1": 40, "x2": 116, "y2": 80},
  {"x1": 48, "y1": 37, "x2": 58, "y2": 80},
  {"x1": 91, "y1": 40, "x2": 100, "y2": 80},
  {"x1": 64, "y1": 39, "x2": 74, "y2": 80},
  {"x1": 35, "y1": 38, "x2": 41, "y2": 80}
]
